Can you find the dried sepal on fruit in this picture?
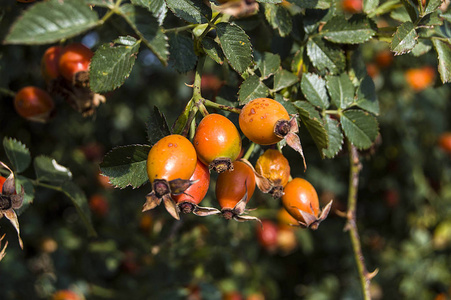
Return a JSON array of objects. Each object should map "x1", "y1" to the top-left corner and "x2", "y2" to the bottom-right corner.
[
  {"x1": 282, "y1": 177, "x2": 332, "y2": 230},
  {"x1": 239, "y1": 158, "x2": 272, "y2": 195},
  {"x1": 239, "y1": 98, "x2": 307, "y2": 170},
  {"x1": 215, "y1": 160, "x2": 261, "y2": 224},
  {"x1": 0, "y1": 234, "x2": 7, "y2": 262},
  {"x1": 0, "y1": 162, "x2": 24, "y2": 249},
  {"x1": 254, "y1": 149, "x2": 291, "y2": 198},
  {"x1": 172, "y1": 160, "x2": 220, "y2": 217},
  {"x1": 143, "y1": 135, "x2": 198, "y2": 220}
]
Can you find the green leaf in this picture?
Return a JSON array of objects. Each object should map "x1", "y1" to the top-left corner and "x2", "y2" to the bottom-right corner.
[
  {"x1": 15, "y1": 175, "x2": 34, "y2": 216},
  {"x1": 364, "y1": 0, "x2": 379, "y2": 14},
  {"x1": 273, "y1": 68, "x2": 298, "y2": 92},
  {"x1": 89, "y1": 37, "x2": 140, "y2": 93},
  {"x1": 238, "y1": 75, "x2": 270, "y2": 105},
  {"x1": 287, "y1": 0, "x2": 331, "y2": 9},
  {"x1": 3, "y1": 137, "x2": 31, "y2": 173},
  {"x1": 419, "y1": 11, "x2": 443, "y2": 26},
  {"x1": 119, "y1": 4, "x2": 168, "y2": 65},
  {"x1": 341, "y1": 110, "x2": 379, "y2": 150},
  {"x1": 100, "y1": 145, "x2": 151, "y2": 189},
  {"x1": 390, "y1": 6, "x2": 411, "y2": 23},
  {"x1": 4, "y1": 0, "x2": 99, "y2": 45},
  {"x1": 131, "y1": 0, "x2": 167, "y2": 24},
  {"x1": 168, "y1": 33, "x2": 197, "y2": 73},
  {"x1": 256, "y1": 52, "x2": 281, "y2": 79},
  {"x1": 34, "y1": 156, "x2": 73, "y2": 183},
  {"x1": 201, "y1": 37, "x2": 225, "y2": 65},
  {"x1": 263, "y1": 3, "x2": 292, "y2": 37},
  {"x1": 401, "y1": 0, "x2": 419, "y2": 22},
  {"x1": 306, "y1": 37, "x2": 345, "y2": 74},
  {"x1": 321, "y1": 15, "x2": 376, "y2": 44},
  {"x1": 356, "y1": 76, "x2": 379, "y2": 115},
  {"x1": 432, "y1": 39, "x2": 451, "y2": 83},
  {"x1": 301, "y1": 73, "x2": 329, "y2": 109},
  {"x1": 390, "y1": 21, "x2": 418, "y2": 55},
  {"x1": 216, "y1": 22, "x2": 253, "y2": 74},
  {"x1": 275, "y1": 93, "x2": 297, "y2": 114},
  {"x1": 165, "y1": 0, "x2": 211, "y2": 24},
  {"x1": 411, "y1": 40, "x2": 432, "y2": 56},
  {"x1": 322, "y1": 115, "x2": 343, "y2": 158},
  {"x1": 326, "y1": 73, "x2": 355, "y2": 109},
  {"x1": 60, "y1": 181, "x2": 96, "y2": 236},
  {"x1": 172, "y1": 101, "x2": 194, "y2": 134},
  {"x1": 350, "y1": 49, "x2": 368, "y2": 82},
  {"x1": 146, "y1": 106, "x2": 171, "y2": 145},
  {"x1": 85, "y1": 0, "x2": 114, "y2": 7},
  {"x1": 294, "y1": 101, "x2": 328, "y2": 155}
]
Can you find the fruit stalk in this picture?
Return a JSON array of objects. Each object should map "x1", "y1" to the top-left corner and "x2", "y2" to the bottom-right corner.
[{"x1": 345, "y1": 142, "x2": 376, "y2": 300}]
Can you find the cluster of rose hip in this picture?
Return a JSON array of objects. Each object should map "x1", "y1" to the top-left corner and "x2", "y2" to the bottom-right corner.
[
  {"x1": 144, "y1": 97, "x2": 332, "y2": 229},
  {"x1": 13, "y1": 43, "x2": 104, "y2": 123}
]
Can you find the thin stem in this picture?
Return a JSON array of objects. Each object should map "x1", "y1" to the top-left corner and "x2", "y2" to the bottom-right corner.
[
  {"x1": 243, "y1": 143, "x2": 256, "y2": 160},
  {"x1": 163, "y1": 24, "x2": 197, "y2": 34},
  {"x1": 204, "y1": 99, "x2": 241, "y2": 114},
  {"x1": 345, "y1": 142, "x2": 375, "y2": 300},
  {"x1": 0, "y1": 87, "x2": 16, "y2": 98}
]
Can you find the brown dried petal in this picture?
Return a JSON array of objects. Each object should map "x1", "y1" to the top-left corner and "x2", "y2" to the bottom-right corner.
[
  {"x1": 318, "y1": 200, "x2": 333, "y2": 222},
  {"x1": 232, "y1": 189, "x2": 248, "y2": 216},
  {"x1": 143, "y1": 191, "x2": 162, "y2": 212},
  {"x1": 233, "y1": 214, "x2": 262, "y2": 225},
  {"x1": 162, "y1": 194, "x2": 180, "y2": 220},
  {"x1": 285, "y1": 132, "x2": 307, "y2": 171},
  {"x1": 2, "y1": 173, "x2": 16, "y2": 195},
  {"x1": 3, "y1": 209, "x2": 23, "y2": 249},
  {"x1": 10, "y1": 193, "x2": 24, "y2": 210},
  {"x1": 240, "y1": 158, "x2": 273, "y2": 194},
  {"x1": 0, "y1": 234, "x2": 7, "y2": 261},
  {"x1": 192, "y1": 205, "x2": 221, "y2": 217},
  {"x1": 169, "y1": 179, "x2": 198, "y2": 195}
]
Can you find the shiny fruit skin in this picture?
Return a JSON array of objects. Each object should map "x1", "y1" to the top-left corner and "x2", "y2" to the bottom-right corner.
[
  {"x1": 342, "y1": 0, "x2": 363, "y2": 13},
  {"x1": 41, "y1": 45, "x2": 62, "y2": 82},
  {"x1": 58, "y1": 43, "x2": 93, "y2": 81},
  {"x1": 193, "y1": 114, "x2": 241, "y2": 165},
  {"x1": 51, "y1": 290, "x2": 81, "y2": 300},
  {"x1": 216, "y1": 161, "x2": 256, "y2": 209},
  {"x1": 256, "y1": 220, "x2": 278, "y2": 251},
  {"x1": 14, "y1": 86, "x2": 55, "y2": 121},
  {"x1": 439, "y1": 132, "x2": 451, "y2": 154},
  {"x1": 0, "y1": 176, "x2": 6, "y2": 191},
  {"x1": 277, "y1": 207, "x2": 299, "y2": 229},
  {"x1": 146, "y1": 134, "x2": 197, "y2": 183},
  {"x1": 255, "y1": 149, "x2": 290, "y2": 187},
  {"x1": 239, "y1": 98, "x2": 290, "y2": 145},
  {"x1": 282, "y1": 178, "x2": 319, "y2": 222},
  {"x1": 405, "y1": 66, "x2": 435, "y2": 91},
  {"x1": 172, "y1": 160, "x2": 210, "y2": 205}
]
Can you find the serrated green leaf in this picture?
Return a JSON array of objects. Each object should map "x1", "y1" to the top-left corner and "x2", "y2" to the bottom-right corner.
[
  {"x1": 287, "y1": 0, "x2": 331, "y2": 9},
  {"x1": 341, "y1": 110, "x2": 379, "y2": 149},
  {"x1": 326, "y1": 73, "x2": 355, "y2": 109},
  {"x1": 321, "y1": 15, "x2": 376, "y2": 44},
  {"x1": 90, "y1": 37, "x2": 140, "y2": 93},
  {"x1": 411, "y1": 39, "x2": 432, "y2": 56},
  {"x1": 114, "y1": 36, "x2": 139, "y2": 46},
  {"x1": 34, "y1": 156, "x2": 73, "y2": 183},
  {"x1": 3, "y1": 137, "x2": 31, "y2": 173},
  {"x1": 131, "y1": 0, "x2": 167, "y2": 25},
  {"x1": 172, "y1": 101, "x2": 194, "y2": 134},
  {"x1": 256, "y1": 52, "x2": 281, "y2": 79},
  {"x1": 119, "y1": 4, "x2": 168, "y2": 65},
  {"x1": 322, "y1": 115, "x2": 343, "y2": 158},
  {"x1": 419, "y1": 11, "x2": 443, "y2": 26},
  {"x1": 303, "y1": 9, "x2": 328, "y2": 34},
  {"x1": 306, "y1": 37, "x2": 345, "y2": 74},
  {"x1": 85, "y1": 0, "x2": 114, "y2": 7},
  {"x1": 390, "y1": 6, "x2": 411, "y2": 23},
  {"x1": 350, "y1": 49, "x2": 367, "y2": 82},
  {"x1": 264, "y1": 3, "x2": 292, "y2": 37},
  {"x1": 168, "y1": 32, "x2": 197, "y2": 73},
  {"x1": 165, "y1": 0, "x2": 211, "y2": 24},
  {"x1": 301, "y1": 73, "x2": 329, "y2": 109},
  {"x1": 274, "y1": 93, "x2": 297, "y2": 114},
  {"x1": 401, "y1": 0, "x2": 419, "y2": 22},
  {"x1": 5, "y1": 0, "x2": 99, "y2": 45},
  {"x1": 432, "y1": 39, "x2": 451, "y2": 83},
  {"x1": 356, "y1": 76, "x2": 379, "y2": 115},
  {"x1": 238, "y1": 75, "x2": 270, "y2": 105},
  {"x1": 273, "y1": 68, "x2": 298, "y2": 92},
  {"x1": 291, "y1": 49, "x2": 305, "y2": 77},
  {"x1": 100, "y1": 145, "x2": 151, "y2": 189},
  {"x1": 294, "y1": 101, "x2": 328, "y2": 155},
  {"x1": 146, "y1": 106, "x2": 171, "y2": 145},
  {"x1": 15, "y1": 175, "x2": 34, "y2": 216},
  {"x1": 60, "y1": 181, "x2": 96, "y2": 236},
  {"x1": 216, "y1": 22, "x2": 253, "y2": 74},
  {"x1": 425, "y1": 0, "x2": 442, "y2": 14},
  {"x1": 390, "y1": 21, "x2": 418, "y2": 55},
  {"x1": 364, "y1": 0, "x2": 379, "y2": 14},
  {"x1": 201, "y1": 37, "x2": 225, "y2": 65}
]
